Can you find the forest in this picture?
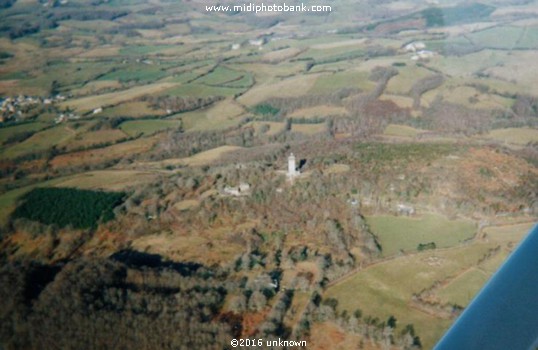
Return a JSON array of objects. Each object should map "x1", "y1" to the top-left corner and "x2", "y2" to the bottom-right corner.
[{"x1": 12, "y1": 187, "x2": 124, "y2": 229}]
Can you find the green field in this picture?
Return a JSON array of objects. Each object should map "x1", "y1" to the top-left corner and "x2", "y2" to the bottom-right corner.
[
  {"x1": 483, "y1": 128, "x2": 538, "y2": 146},
  {"x1": 195, "y1": 66, "x2": 252, "y2": 87},
  {"x1": 383, "y1": 124, "x2": 424, "y2": 138},
  {"x1": 515, "y1": 27, "x2": 538, "y2": 49},
  {"x1": 366, "y1": 214, "x2": 476, "y2": 256},
  {"x1": 119, "y1": 44, "x2": 175, "y2": 56},
  {"x1": 0, "y1": 122, "x2": 48, "y2": 145},
  {"x1": 119, "y1": 119, "x2": 181, "y2": 137},
  {"x1": 163, "y1": 83, "x2": 245, "y2": 97},
  {"x1": 308, "y1": 70, "x2": 374, "y2": 94},
  {"x1": 469, "y1": 26, "x2": 523, "y2": 49},
  {"x1": 98, "y1": 64, "x2": 169, "y2": 83},
  {"x1": 436, "y1": 268, "x2": 489, "y2": 306},
  {"x1": 326, "y1": 242, "x2": 497, "y2": 349},
  {"x1": 0, "y1": 125, "x2": 78, "y2": 159}
]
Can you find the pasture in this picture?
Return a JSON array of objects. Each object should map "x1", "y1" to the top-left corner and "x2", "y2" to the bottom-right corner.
[
  {"x1": 383, "y1": 124, "x2": 425, "y2": 138},
  {"x1": 482, "y1": 128, "x2": 538, "y2": 146},
  {"x1": 366, "y1": 213, "x2": 476, "y2": 257},
  {"x1": 60, "y1": 82, "x2": 177, "y2": 113},
  {"x1": 119, "y1": 119, "x2": 181, "y2": 137},
  {"x1": 0, "y1": 122, "x2": 48, "y2": 145},
  {"x1": 0, "y1": 125, "x2": 78, "y2": 159},
  {"x1": 100, "y1": 101, "x2": 167, "y2": 118},
  {"x1": 308, "y1": 70, "x2": 374, "y2": 95},
  {"x1": 325, "y1": 242, "x2": 499, "y2": 349}
]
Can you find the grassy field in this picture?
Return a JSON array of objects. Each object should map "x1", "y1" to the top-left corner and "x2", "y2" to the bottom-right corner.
[
  {"x1": 325, "y1": 242, "x2": 498, "y2": 349},
  {"x1": 162, "y1": 145, "x2": 243, "y2": 167},
  {"x1": 70, "y1": 80, "x2": 123, "y2": 97},
  {"x1": 0, "y1": 122, "x2": 48, "y2": 145},
  {"x1": 424, "y1": 50, "x2": 509, "y2": 78},
  {"x1": 60, "y1": 82, "x2": 177, "y2": 113},
  {"x1": 176, "y1": 99, "x2": 246, "y2": 131},
  {"x1": 469, "y1": 26, "x2": 523, "y2": 49},
  {"x1": 195, "y1": 66, "x2": 251, "y2": 87},
  {"x1": 515, "y1": 26, "x2": 538, "y2": 49},
  {"x1": 119, "y1": 119, "x2": 181, "y2": 137},
  {"x1": 482, "y1": 128, "x2": 538, "y2": 146},
  {"x1": 98, "y1": 64, "x2": 169, "y2": 83},
  {"x1": 308, "y1": 71, "x2": 374, "y2": 95},
  {"x1": 436, "y1": 268, "x2": 489, "y2": 306},
  {"x1": 162, "y1": 83, "x2": 245, "y2": 98},
  {"x1": 385, "y1": 65, "x2": 435, "y2": 95},
  {"x1": 291, "y1": 123, "x2": 326, "y2": 135},
  {"x1": 59, "y1": 129, "x2": 128, "y2": 151},
  {"x1": 49, "y1": 136, "x2": 159, "y2": 170},
  {"x1": 238, "y1": 74, "x2": 320, "y2": 106},
  {"x1": 366, "y1": 213, "x2": 476, "y2": 257},
  {"x1": 289, "y1": 105, "x2": 348, "y2": 119},
  {"x1": 53, "y1": 170, "x2": 160, "y2": 191},
  {"x1": 0, "y1": 125, "x2": 77, "y2": 159},
  {"x1": 383, "y1": 124, "x2": 425, "y2": 138},
  {"x1": 100, "y1": 101, "x2": 167, "y2": 118},
  {"x1": 483, "y1": 222, "x2": 535, "y2": 244}
]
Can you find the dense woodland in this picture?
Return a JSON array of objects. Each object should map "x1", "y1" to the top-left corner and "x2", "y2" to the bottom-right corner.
[{"x1": 12, "y1": 187, "x2": 125, "y2": 229}]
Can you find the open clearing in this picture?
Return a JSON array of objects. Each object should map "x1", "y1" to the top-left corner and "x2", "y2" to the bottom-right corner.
[
  {"x1": 366, "y1": 213, "x2": 476, "y2": 257},
  {"x1": 59, "y1": 129, "x2": 128, "y2": 151},
  {"x1": 435, "y1": 268, "x2": 489, "y2": 306},
  {"x1": 60, "y1": 82, "x2": 177, "y2": 113},
  {"x1": 289, "y1": 105, "x2": 348, "y2": 118},
  {"x1": 50, "y1": 136, "x2": 158, "y2": 170},
  {"x1": 136, "y1": 145, "x2": 244, "y2": 169},
  {"x1": 162, "y1": 145, "x2": 243, "y2": 167},
  {"x1": 177, "y1": 99, "x2": 246, "y2": 131},
  {"x1": 1, "y1": 125, "x2": 78, "y2": 160},
  {"x1": 482, "y1": 128, "x2": 538, "y2": 146},
  {"x1": 325, "y1": 242, "x2": 499, "y2": 349},
  {"x1": 0, "y1": 122, "x2": 48, "y2": 145},
  {"x1": 238, "y1": 74, "x2": 320, "y2": 106},
  {"x1": 383, "y1": 124, "x2": 425, "y2": 138},
  {"x1": 52, "y1": 170, "x2": 159, "y2": 191},
  {"x1": 120, "y1": 119, "x2": 182, "y2": 137},
  {"x1": 291, "y1": 123, "x2": 326, "y2": 135},
  {"x1": 101, "y1": 101, "x2": 167, "y2": 119}
]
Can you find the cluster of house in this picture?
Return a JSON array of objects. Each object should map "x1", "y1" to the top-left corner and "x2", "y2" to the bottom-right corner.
[
  {"x1": 404, "y1": 41, "x2": 435, "y2": 61},
  {"x1": 55, "y1": 112, "x2": 80, "y2": 124},
  {"x1": 0, "y1": 94, "x2": 66, "y2": 123},
  {"x1": 231, "y1": 37, "x2": 267, "y2": 51},
  {"x1": 231, "y1": 34, "x2": 291, "y2": 51}
]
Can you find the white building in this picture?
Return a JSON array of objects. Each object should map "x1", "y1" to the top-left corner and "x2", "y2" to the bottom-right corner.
[
  {"x1": 287, "y1": 153, "x2": 299, "y2": 179},
  {"x1": 223, "y1": 182, "x2": 251, "y2": 196},
  {"x1": 405, "y1": 41, "x2": 426, "y2": 52}
]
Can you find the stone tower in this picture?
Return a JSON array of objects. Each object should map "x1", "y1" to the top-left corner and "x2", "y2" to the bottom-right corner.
[{"x1": 288, "y1": 153, "x2": 297, "y2": 178}]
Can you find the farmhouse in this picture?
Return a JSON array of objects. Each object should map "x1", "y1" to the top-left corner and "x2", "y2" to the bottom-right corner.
[{"x1": 404, "y1": 41, "x2": 426, "y2": 52}]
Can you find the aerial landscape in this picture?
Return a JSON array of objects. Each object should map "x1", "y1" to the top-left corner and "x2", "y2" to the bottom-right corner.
[{"x1": 0, "y1": 0, "x2": 537, "y2": 348}]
